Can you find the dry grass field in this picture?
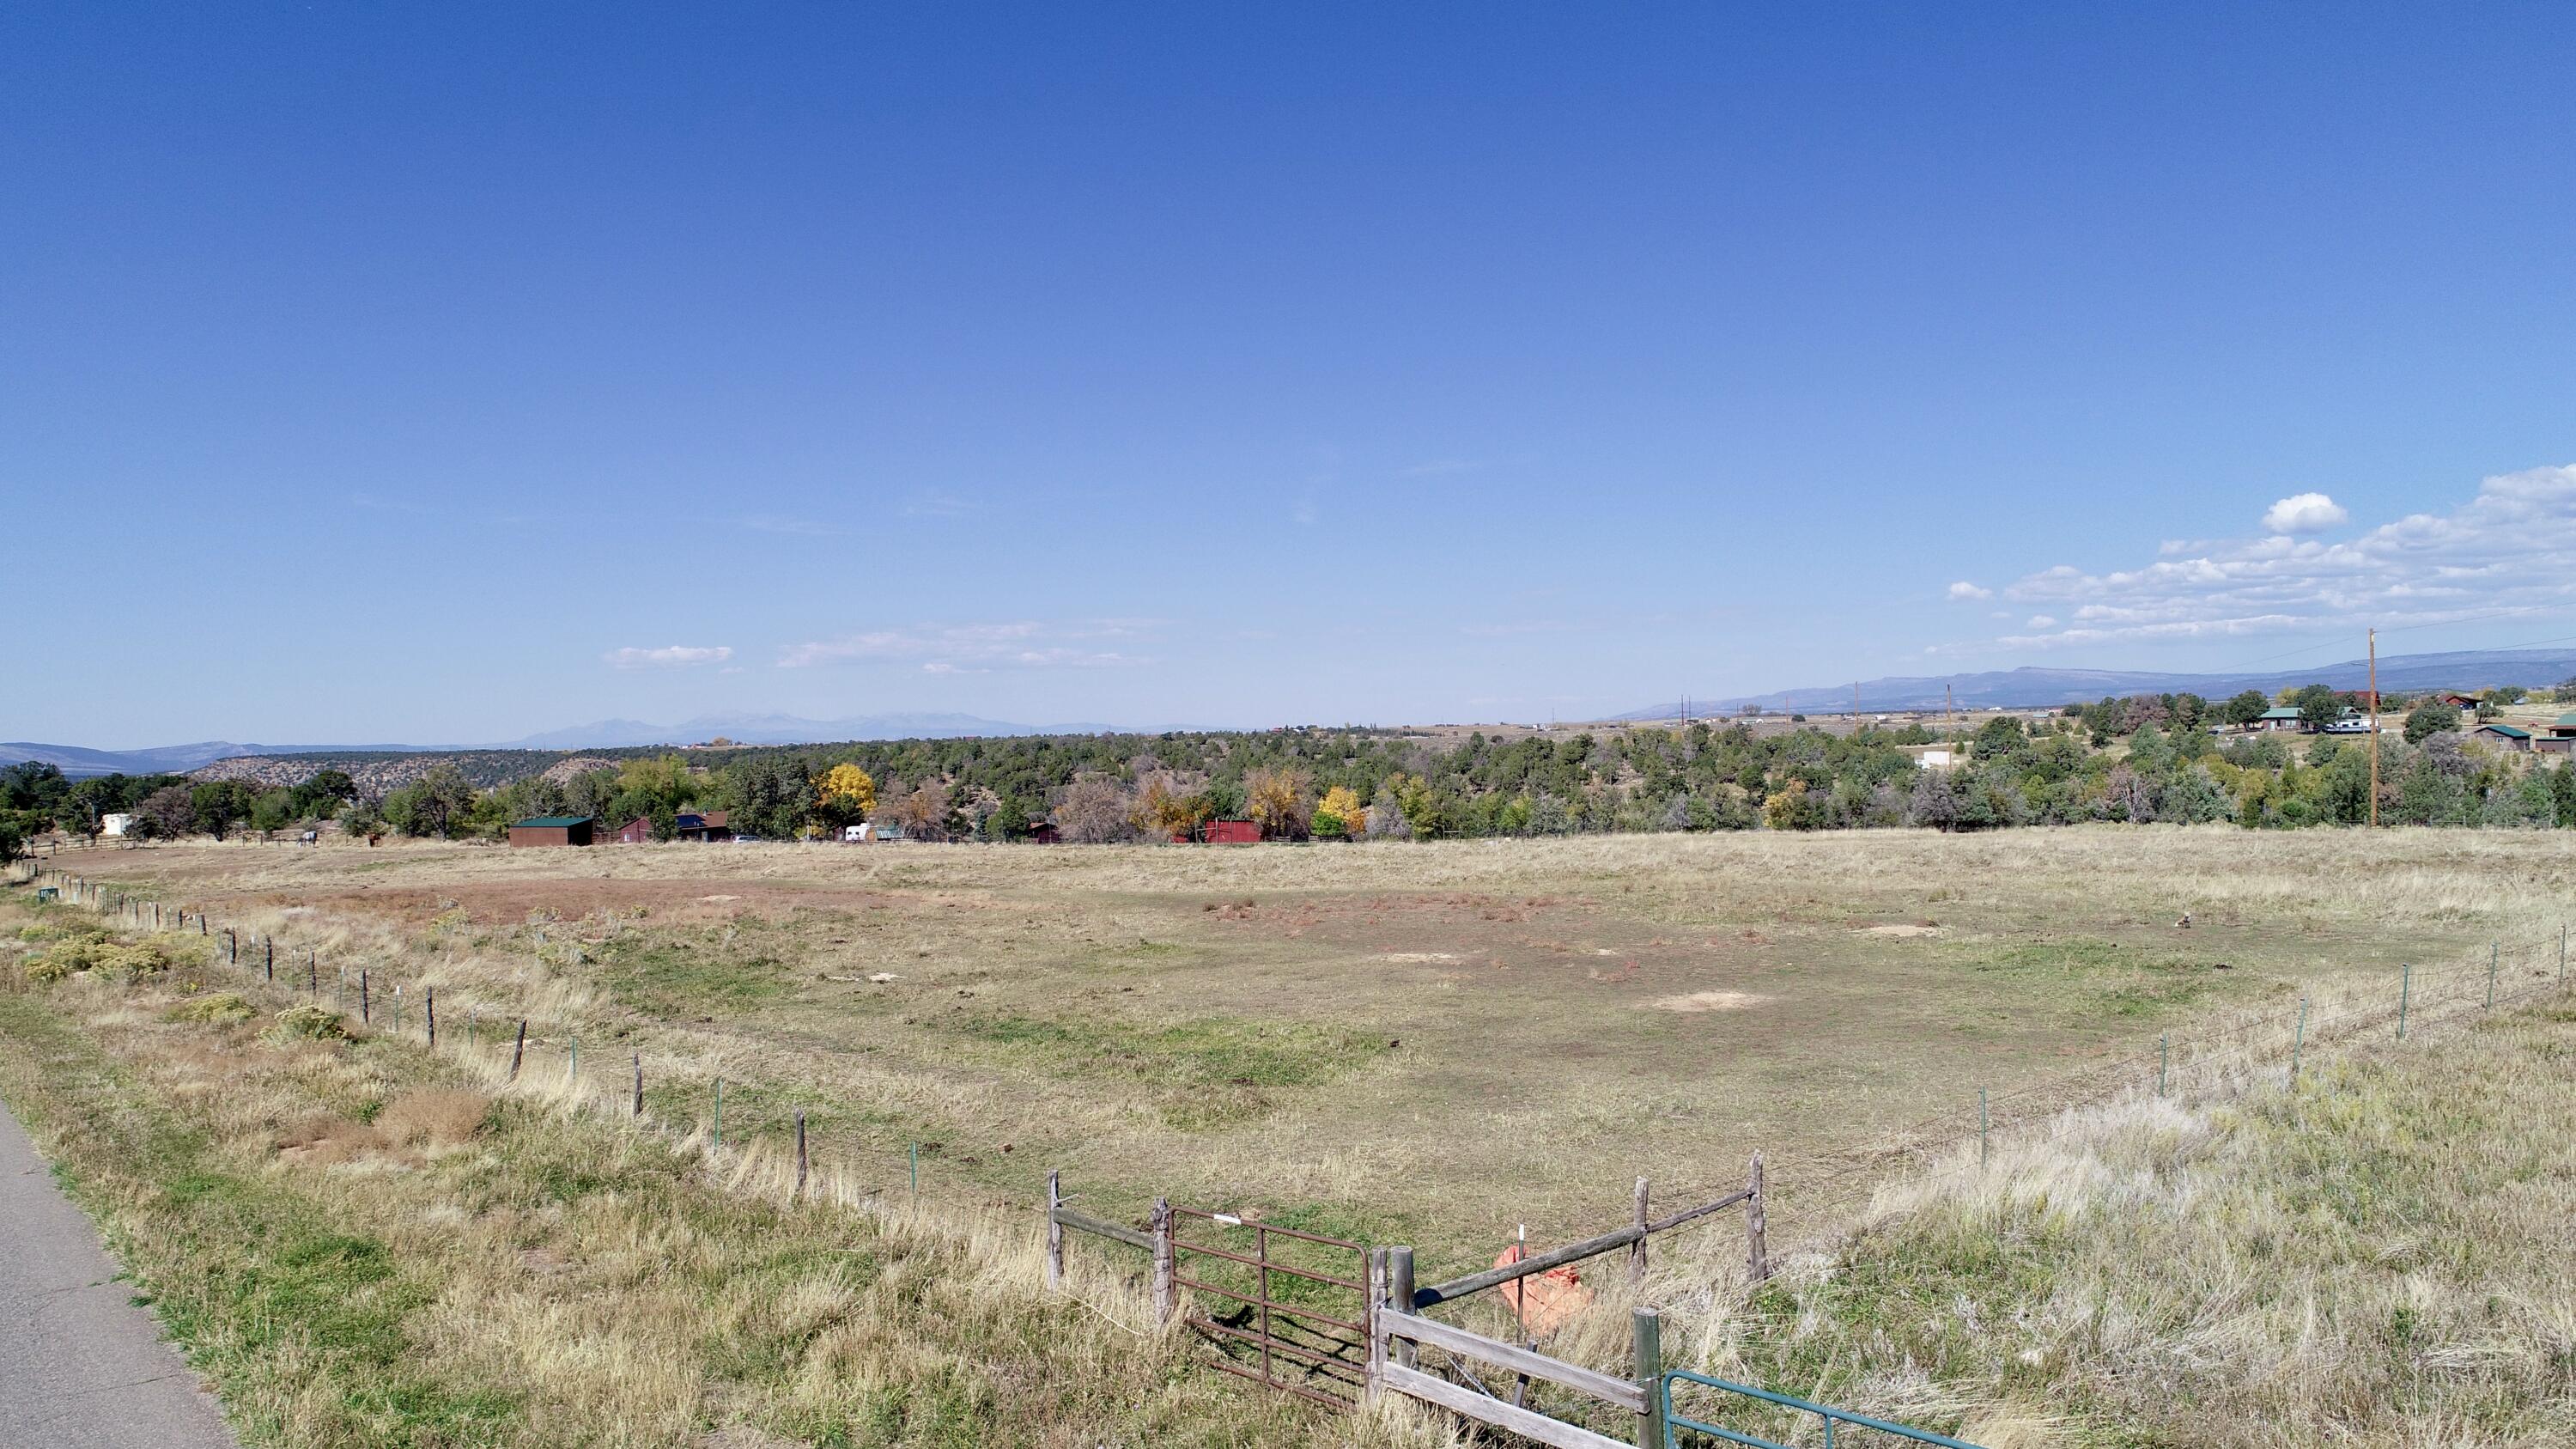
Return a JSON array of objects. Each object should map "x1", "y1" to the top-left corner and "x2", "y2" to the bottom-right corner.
[
  {"x1": 9, "y1": 825, "x2": 2574, "y2": 1446},
  {"x1": 36, "y1": 827, "x2": 2572, "y2": 1269}
]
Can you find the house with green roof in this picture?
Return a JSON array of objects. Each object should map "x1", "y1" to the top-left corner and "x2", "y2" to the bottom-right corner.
[
  {"x1": 2538, "y1": 712, "x2": 2576, "y2": 756},
  {"x1": 507, "y1": 814, "x2": 596, "y2": 848},
  {"x1": 2472, "y1": 722, "x2": 2533, "y2": 752}
]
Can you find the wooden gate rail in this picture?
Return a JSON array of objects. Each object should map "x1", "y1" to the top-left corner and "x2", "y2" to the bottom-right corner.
[
  {"x1": 1382, "y1": 1364, "x2": 1631, "y2": 1449},
  {"x1": 1375, "y1": 1303, "x2": 1654, "y2": 1449},
  {"x1": 1048, "y1": 1202, "x2": 1151, "y2": 1251},
  {"x1": 1382, "y1": 1309, "x2": 1644, "y2": 1412},
  {"x1": 1412, "y1": 1181, "x2": 1757, "y2": 1308}
]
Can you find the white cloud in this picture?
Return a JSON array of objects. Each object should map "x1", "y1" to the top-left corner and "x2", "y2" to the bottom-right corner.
[
  {"x1": 2261, "y1": 491, "x2": 2351, "y2": 535},
  {"x1": 1946, "y1": 581, "x2": 1993, "y2": 600},
  {"x1": 604, "y1": 645, "x2": 733, "y2": 669},
  {"x1": 1988, "y1": 464, "x2": 2576, "y2": 650},
  {"x1": 778, "y1": 620, "x2": 1156, "y2": 671}
]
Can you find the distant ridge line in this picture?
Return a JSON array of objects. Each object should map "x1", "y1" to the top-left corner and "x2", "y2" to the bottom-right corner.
[{"x1": 1619, "y1": 647, "x2": 2576, "y2": 718}]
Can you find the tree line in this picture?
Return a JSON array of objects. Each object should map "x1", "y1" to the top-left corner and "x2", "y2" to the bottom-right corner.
[{"x1": 5, "y1": 681, "x2": 2572, "y2": 855}]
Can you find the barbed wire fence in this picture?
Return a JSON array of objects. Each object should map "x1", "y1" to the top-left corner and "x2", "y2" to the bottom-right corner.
[
  {"x1": 1747, "y1": 927, "x2": 2572, "y2": 1245},
  {"x1": 9, "y1": 862, "x2": 945, "y2": 1220}
]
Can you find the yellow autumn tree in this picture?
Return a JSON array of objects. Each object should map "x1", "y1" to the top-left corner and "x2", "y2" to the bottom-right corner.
[
  {"x1": 1244, "y1": 766, "x2": 1313, "y2": 840},
  {"x1": 816, "y1": 763, "x2": 878, "y2": 832},
  {"x1": 1313, "y1": 784, "x2": 1364, "y2": 838}
]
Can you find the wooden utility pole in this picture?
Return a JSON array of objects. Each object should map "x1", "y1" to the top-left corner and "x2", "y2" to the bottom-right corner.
[
  {"x1": 1945, "y1": 683, "x2": 1954, "y2": 733},
  {"x1": 2367, "y1": 628, "x2": 2380, "y2": 827}
]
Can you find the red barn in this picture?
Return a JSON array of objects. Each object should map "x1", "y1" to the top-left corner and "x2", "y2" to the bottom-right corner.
[
  {"x1": 611, "y1": 816, "x2": 653, "y2": 843},
  {"x1": 1205, "y1": 819, "x2": 1261, "y2": 844}
]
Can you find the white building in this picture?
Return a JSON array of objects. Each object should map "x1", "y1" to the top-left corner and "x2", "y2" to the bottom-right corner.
[{"x1": 101, "y1": 813, "x2": 134, "y2": 837}]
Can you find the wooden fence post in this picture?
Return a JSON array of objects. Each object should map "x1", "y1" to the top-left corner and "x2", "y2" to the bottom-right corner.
[
  {"x1": 1388, "y1": 1247, "x2": 1417, "y2": 1368},
  {"x1": 1045, "y1": 1171, "x2": 1064, "y2": 1290},
  {"x1": 307, "y1": 951, "x2": 318, "y2": 997},
  {"x1": 1745, "y1": 1153, "x2": 1769, "y2": 1285},
  {"x1": 264, "y1": 939, "x2": 273, "y2": 982},
  {"x1": 1151, "y1": 1196, "x2": 1176, "y2": 1324},
  {"x1": 509, "y1": 1020, "x2": 527, "y2": 1080},
  {"x1": 360, "y1": 970, "x2": 370, "y2": 1024},
  {"x1": 1631, "y1": 1177, "x2": 1650, "y2": 1287},
  {"x1": 425, "y1": 986, "x2": 435, "y2": 1045},
  {"x1": 632, "y1": 1053, "x2": 643, "y2": 1117},
  {"x1": 1633, "y1": 1307, "x2": 1665, "y2": 1449},
  {"x1": 794, "y1": 1111, "x2": 808, "y2": 1197}
]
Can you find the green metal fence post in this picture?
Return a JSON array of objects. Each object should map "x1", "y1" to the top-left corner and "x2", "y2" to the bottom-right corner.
[
  {"x1": 712, "y1": 1077, "x2": 723, "y2": 1151},
  {"x1": 568, "y1": 1037, "x2": 578, "y2": 1082},
  {"x1": 2290, "y1": 995, "x2": 2308, "y2": 1084},
  {"x1": 1978, "y1": 1089, "x2": 1989, "y2": 1169},
  {"x1": 2487, "y1": 941, "x2": 2497, "y2": 1008},
  {"x1": 909, "y1": 1142, "x2": 919, "y2": 1201},
  {"x1": 2157, "y1": 1034, "x2": 2168, "y2": 1098},
  {"x1": 2397, "y1": 963, "x2": 2410, "y2": 1040}
]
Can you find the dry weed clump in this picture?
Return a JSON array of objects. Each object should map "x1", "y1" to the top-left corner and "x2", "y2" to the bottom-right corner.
[
  {"x1": 169, "y1": 990, "x2": 255, "y2": 1025},
  {"x1": 273, "y1": 1002, "x2": 350, "y2": 1040}
]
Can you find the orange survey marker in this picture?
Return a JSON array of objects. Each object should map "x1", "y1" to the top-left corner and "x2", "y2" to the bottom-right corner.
[{"x1": 1492, "y1": 1242, "x2": 1595, "y2": 1336}]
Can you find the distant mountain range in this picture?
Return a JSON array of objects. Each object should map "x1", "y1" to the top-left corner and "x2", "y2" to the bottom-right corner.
[
  {"x1": 0, "y1": 740, "x2": 444, "y2": 778},
  {"x1": 1619, "y1": 648, "x2": 2576, "y2": 718},
  {"x1": 18, "y1": 647, "x2": 2576, "y2": 779},
  {"x1": 2, "y1": 711, "x2": 1129, "y2": 778}
]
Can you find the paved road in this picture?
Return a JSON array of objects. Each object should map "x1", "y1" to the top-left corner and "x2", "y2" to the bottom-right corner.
[{"x1": 0, "y1": 1102, "x2": 238, "y2": 1449}]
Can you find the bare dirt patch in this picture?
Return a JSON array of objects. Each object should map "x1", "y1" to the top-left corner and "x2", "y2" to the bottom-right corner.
[
  {"x1": 375, "y1": 1089, "x2": 490, "y2": 1148},
  {"x1": 1860, "y1": 923, "x2": 1944, "y2": 938},
  {"x1": 1651, "y1": 990, "x2": 1768, "y2": 1013}
]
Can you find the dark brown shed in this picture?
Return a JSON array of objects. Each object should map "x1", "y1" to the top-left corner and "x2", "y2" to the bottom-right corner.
[{"x1": 507, "y1": 815, "x2": 596, "y2": 848}]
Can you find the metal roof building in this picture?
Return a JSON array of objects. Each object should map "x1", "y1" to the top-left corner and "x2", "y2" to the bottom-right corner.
[{"x1": 507, "y1": 815, "x2": 596, "y2": 848}]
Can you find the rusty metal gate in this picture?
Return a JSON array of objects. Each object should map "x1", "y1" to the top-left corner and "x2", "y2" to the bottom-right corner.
[{"x1": 1170, "y1": 1206, "x2": 1373, "y2": 1407}]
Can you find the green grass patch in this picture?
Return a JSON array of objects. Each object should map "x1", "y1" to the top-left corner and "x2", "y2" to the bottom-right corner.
[
  {"x1": 592, "y1": 930, "x2": 795, "y2": 1016},
  {"x1": 944, "y1": 1011, "x2": 1388, "y2": 1128},
  {"x1": 1950, "y1": 935, "x2": 2231, "y2": 1019}
]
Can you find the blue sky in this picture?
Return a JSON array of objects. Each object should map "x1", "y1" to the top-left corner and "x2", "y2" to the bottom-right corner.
[{"x1": 8, "y1": 3, "x2": 2575, "y2": 746}]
